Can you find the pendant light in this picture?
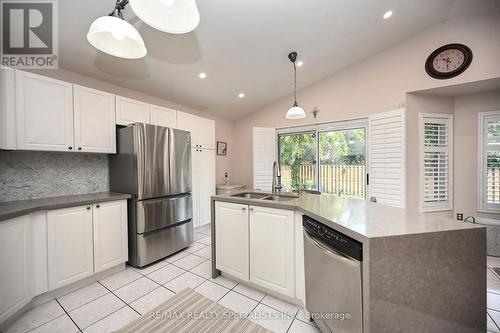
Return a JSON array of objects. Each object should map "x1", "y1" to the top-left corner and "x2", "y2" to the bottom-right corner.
[
  {"x1": 286, "y1": 52, "x2": 306, "y2": 120},
  {"x1": 87, "y1": 0, "x2": 147, "y2": 59},
  {"x1": 129, "y1": 0, "x2": 200, "y2": 34}
]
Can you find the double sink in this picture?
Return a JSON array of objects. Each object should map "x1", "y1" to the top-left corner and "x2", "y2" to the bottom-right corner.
[{"x1": 230, "y1": 192, "x2": 298, "y2": 202}]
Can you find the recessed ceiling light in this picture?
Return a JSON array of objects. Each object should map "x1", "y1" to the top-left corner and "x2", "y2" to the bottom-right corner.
[
  {"x1": 238, "y1": 93, "x2": 245, "y2": 98},
  {"x1": 383, "y1": 10, "x2": 393, "y2": 19},
  {"x1": 296, "y1": 60, "x2": 303, "y2": 67},
  {"x1": 198, "y1": 72, "x2": 207, "y2": 79}
]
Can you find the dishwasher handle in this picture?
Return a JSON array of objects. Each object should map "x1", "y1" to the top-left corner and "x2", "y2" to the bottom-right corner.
[{"x1": 304, "y1": 229, "x2": 360, "y2": 268}]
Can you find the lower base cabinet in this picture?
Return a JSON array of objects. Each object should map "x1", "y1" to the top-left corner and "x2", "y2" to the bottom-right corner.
[
  {"x1": 47, "y1": 205, "x2": 94, "y2": 290},
  {"x1": 0, "y1": 216, "x2": 31, "y2": 324},
  {"x1": 93, "y1": 200, "x2": 128, "y2": 273},
  {"x1": 250, "y1": 206, "x2": 295, "y2": 297},
  {"x1": 215, "y1": 201, "x2": 295, "y2": 297}
]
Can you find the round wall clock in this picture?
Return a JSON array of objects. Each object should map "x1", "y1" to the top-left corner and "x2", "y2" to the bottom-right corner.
[{"x1": 425, "y1": 43, "x2": 473, "y2": 79}]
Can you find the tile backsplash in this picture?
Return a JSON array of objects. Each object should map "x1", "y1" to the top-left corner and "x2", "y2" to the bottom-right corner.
[{"x1": 0, "y1": 150, "x2": 109, "y2": 202}]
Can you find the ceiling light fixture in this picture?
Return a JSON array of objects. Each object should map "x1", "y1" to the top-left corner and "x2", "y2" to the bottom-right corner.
[
  {"x1": 87, "y1": 0, "x2": 147, "y2": 59},
  {"x1": 286, "y1": 51, "x2": 306, "y2": 120},
  {"x1": 296, "y1": 60, "x2": 303, "y2": 67},
  {"x1": 383, "y1": 10, "x2": 393, "y2": 19},
  {"x1": 238, "y1": 93, "x2": 245, "y2": 98},
  {"x1": 198, "y1": 72, "x2": 207, "y2": 79},
  {"x1": 129, "y1": 0, "x2": 200, "y2": 34}
]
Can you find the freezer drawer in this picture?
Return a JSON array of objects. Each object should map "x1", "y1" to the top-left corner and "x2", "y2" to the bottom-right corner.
[
  {"x1": 304, "y1": 229, "x2": 363, "y2": 333},
  {"x1": 131, "y1": 221, "x2": 193, "y2": 267},
  {"x1": 136, "y1": 195, "x2": 192, "y2": 234}
]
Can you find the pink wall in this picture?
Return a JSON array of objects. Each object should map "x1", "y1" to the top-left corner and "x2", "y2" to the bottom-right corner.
[
  {"x1": 232, "y1": 13, "x2": 500, "y2": 189},
  {"x1": 31, "y1": 68, "x2": 235, "y2": 185}
]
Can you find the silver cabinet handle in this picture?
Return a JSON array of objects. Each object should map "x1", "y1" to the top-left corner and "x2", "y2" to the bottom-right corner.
[
  {"x1": 241, "y1": 207, "x2": 246, "y2": 211},
  {"x1": 249, "y1": 207, "x2": 254, "y2": 211}
]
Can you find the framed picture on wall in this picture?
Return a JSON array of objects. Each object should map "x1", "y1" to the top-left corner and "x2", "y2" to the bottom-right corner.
[{"x1": 217, "y1": 141, "x2": 227, "y2": 156}]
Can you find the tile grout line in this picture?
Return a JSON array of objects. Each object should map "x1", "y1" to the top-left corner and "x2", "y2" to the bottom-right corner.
[
  {"x1": 55, "y1": 299, "x2": 84, "y2": 333},
  {"x1": 97, "y1": 281, "x2": 142, "y2": 317},
  {"x1": 23, "y1": 313, "x2": 69, "y2": 333},
  {"x1": 488, "y1": 311, "x2": 500, "y2": 331}
]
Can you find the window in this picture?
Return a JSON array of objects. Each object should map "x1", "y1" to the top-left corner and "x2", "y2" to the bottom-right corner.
[
  {"x1": 277, "y1": 119, "x2": 367, "y2": 199},
  {"x1": 419, "y1": 113, "x2": 453, "y2": 212},
  {"x1": 478, "y1": 111, "x2": 500, "y2": 213}
]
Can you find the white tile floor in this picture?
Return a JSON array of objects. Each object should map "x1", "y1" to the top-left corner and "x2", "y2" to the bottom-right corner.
[
  {"x1": 488, "y1": 256, "x2": 500, "y2": 332},
  {"x1": 5, "y1": 224, "x2": 319, "y2": 333}
]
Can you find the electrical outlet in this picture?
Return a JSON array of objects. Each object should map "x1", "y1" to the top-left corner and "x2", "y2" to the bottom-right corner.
[{"x1": 456, "y1": 213, "x2": 464, "y2": 221}]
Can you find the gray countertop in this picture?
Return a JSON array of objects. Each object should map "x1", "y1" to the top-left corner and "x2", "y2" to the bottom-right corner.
[
  {"x1": 212, "y1": 191, "x2": 482, "y2": 241},
  {"x1": 0, "y1": 192, "x2": 131, "y2": 222}
]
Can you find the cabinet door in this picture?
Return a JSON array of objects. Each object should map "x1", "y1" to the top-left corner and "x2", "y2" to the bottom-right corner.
[
  {"x1": 47, "y1": 205, "x2": 93, "y2": 290},
  {"x1": 150, "y1": 105, "x2": 177, "y2": 128},
  {"x1": 250, "y1": 206, "x2": 295, "y2": 296},
  {"x1": 177, "y1": 112, "x2": 198, "y2": 146},
  {"x1": 191, "y1": 148, "x2": 200, "y2": 228},
  {"x1": 0, "y1": 216, "x2": 32, "y2": 323},
  {"x1": 116, "y1": 96, "x2": 150, "y2": 125},
  {"x1": 93, "y1": 200, "x2": 128, "y2": 273},
  {"x1": 197, "y1": 149, "x2": 215, "y2": 226},
  {"x1": 197, "y1": 118, "x2": 215, "y2": 149},
  {"x1": 215, "y1": 201, "x2": 249, "y2": 281},
  {"x1": 15, "y1": 70, "x2": 74, "y2": 152},
  {"x1": 74, "y1": 85, "x2": 116, "y2": 153}
]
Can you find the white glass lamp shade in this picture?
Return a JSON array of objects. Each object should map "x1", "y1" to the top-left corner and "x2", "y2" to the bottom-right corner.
[
  {"x1": 129, "y1": 0, "x2": 200, "y2": 34},
  {"x1": 87, "y1": 16, "x2": 147, "y2": 59},
  {"x1": 286, "y1": 105, "x2": 306, "y2": 119}
]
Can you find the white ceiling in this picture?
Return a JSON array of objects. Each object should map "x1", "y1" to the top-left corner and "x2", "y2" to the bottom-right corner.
[{"x1": 58, "y1": 0, "x2": 500, "y2": 119}]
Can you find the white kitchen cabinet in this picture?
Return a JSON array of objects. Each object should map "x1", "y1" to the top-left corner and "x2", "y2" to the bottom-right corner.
[
  {"x1": 15, "y1": 70, "x2": 74, "y2": 152},
  {"x1": 74, "y1": 85, "x2": 116, "y2": 153},
  {"x1": 0, "y1": 67, "x2": 16, "y2": 149},
  {"x1": 47, "y1": 205, "x2": 94, "y2": 290},
  {"x1": 249, "y1": 206, "x2": 295, "y2": 297},
  {"x1": 192, "y1": 148, "x2": 215, "y2": 227},
  {"x1": 215, "y1": 202, "x2": 249, "y2": 281},
  {"x1": 197, "y1": 117, "x2": 215, "y2": 149},
  {"x1": 294, "y1": 211, "x2": 306, "y2": 304},
  {"x1": 93, "y1": 200, "x2": 128, "y2": 273},
  {"x1": 0, "y1": 216, "x2": 32, "y2": 323},
  {"x1": 116, "y1": 96, "x2": 150, "y2": 126},
  {"x1": 177, "y1": 112, "x2": 215, "y2": 149},
  {"x1": 150, "y1": 105, "x2": 177, "y2": 128}
]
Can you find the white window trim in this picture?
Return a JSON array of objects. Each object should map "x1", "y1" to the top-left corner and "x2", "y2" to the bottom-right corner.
[
  {"x1": 419, "y1": 113, "x2": 453, "y2": 212},
  {"x1": 478, "y1": 111, "x2": 500, "y2": 213}
]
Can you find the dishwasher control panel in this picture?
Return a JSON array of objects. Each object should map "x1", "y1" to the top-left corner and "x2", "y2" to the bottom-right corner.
[{"x1": 303, "y1": 215, "x2": 363, "y2": 261}]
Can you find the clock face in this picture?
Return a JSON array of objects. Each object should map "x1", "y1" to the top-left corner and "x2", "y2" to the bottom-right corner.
[
  {"x1": 432, "y1": 49, "x2": 465, "y2": 73},
  {"x1": 425, "y1": 44, "x2": 473, "y2": 79}
]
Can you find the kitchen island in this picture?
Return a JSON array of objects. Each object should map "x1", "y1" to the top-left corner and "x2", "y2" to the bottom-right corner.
[{"x1": 211, "y1": 191, "x2": 486, "y2": 333}]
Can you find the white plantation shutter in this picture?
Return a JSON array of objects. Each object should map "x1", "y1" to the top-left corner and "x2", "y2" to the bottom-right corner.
[
  {"x1": 368, "y1": 109, "x2": 406, "y2": 208},
  {"x1": 253, "y1": 127, "x2": 276, "y2": 191},
  {"x1": 478, "y1": 111, "x2": 500, "y2": 213},
  {"x1": 419, "y1": 114, "x2": 453, "y2": 212}
]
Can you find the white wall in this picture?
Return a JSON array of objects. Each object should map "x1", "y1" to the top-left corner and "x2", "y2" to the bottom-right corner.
[
  {"x1": 232, "y1": 13, "x2": 500, "y2": 192},
  {"x1": 454, "y1": 89, "x2": 500, "y2": 220},
  {"x1": 30, "y1": 68, "x2": 235, "y2": 185}
]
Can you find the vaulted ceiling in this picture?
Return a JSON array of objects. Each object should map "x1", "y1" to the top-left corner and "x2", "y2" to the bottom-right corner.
[{"x1": 58, "y1": 0, "x2": 500, "y2": 119}]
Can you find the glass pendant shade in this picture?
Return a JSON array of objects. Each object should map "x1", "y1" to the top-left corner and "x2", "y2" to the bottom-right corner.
[
  {"x1": 87, "y1": 16, "x2": 147, "y2": 59},
  {"x1": 129, "y1": 0, "x2": 200, "y2": 34},
  {"x1": 286, "y1": 101, "x2": 306, "y2": 119}
]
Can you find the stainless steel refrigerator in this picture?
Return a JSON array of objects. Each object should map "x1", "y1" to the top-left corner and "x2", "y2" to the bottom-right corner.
[{"x1": 109, "y1": 123, "x2": 193, "y2": 267}]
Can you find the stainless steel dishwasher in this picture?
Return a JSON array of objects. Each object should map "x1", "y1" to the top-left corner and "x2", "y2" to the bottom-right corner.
[{"x1": 303, "y1": 215, "x2": 363, "y2": 333}]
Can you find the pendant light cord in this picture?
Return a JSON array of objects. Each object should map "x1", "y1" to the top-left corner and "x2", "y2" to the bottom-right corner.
[{"x1": 293, "y1": 61, "x2": 297, "y2": 104}]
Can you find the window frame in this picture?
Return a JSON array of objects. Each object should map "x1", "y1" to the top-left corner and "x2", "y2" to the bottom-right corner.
[
  {"x1": 418, "y1": 113, "x2": 454, "y2": 212},
  {"x1": 478, "y1": 111, "x2": 500, "y2": 213},
  {"x1": 276, "y1": 118, "x2": 368, "y2": 197}
]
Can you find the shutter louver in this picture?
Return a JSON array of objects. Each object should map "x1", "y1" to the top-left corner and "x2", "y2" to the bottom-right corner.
[
  {"x1": 420, "y1": 114, "x2": 453, "y2": 211},
  {"x1": 253, "y1": 127, "x2": 276, "y2": 191},
  {"x1": 368, "y1": 109, "x2": 406, "y2": 208}
]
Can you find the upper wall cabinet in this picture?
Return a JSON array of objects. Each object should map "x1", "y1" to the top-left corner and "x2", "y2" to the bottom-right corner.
[
  {"x1": 15, "y1": 70, "x2": 74, "y2": 152},
  {"x1": 74, "y1": 85, "x2": 116, "y2": 154},
  {"x1": 177, "y1": 111, "x2": 215, "y2": 149},
  {"x1": 150, "y1": 105, "x2": 177, "y2": 128},
  {"x1": 116, "y1": 96, "x2": 151, "y2": 126}
]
